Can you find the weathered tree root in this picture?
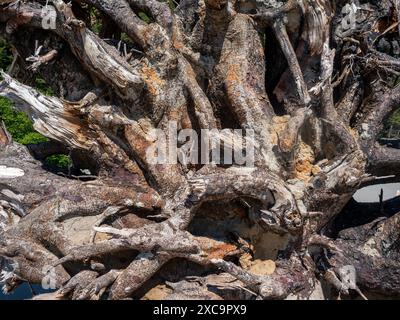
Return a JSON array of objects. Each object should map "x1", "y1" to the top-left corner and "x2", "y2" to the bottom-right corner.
[{"x1": 0, "y1": 0, "x2": 400, "y2": 300}]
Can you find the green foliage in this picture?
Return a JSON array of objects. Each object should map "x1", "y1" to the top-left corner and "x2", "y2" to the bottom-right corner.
[
  {"x1": 168, "y1": 0, "x2": 177, "y2": 10},
  {"x1": 0, "y1": 75, "x2": 52, "y2": 145},
  {"x1": 0, "y1": 39, "x2": 69, "y2": 168},
  {"x1": 90, "y1": 8, "x2": 102, "y2": 34},
  {"x1": 0, "y1": 37, "x2": 51, "y2": 144},
  {"x1": 45, "y1": 154, "x2": 72, "y2": 169},
  {"x1": 35, "y1": 77, "x2": 54, "y2": 96},
  {"x1": 138, "y1": 12, "x2": 152, "y2": 24},
  {"x1": 0, "y1": 99, "x2": 70, "y2": 168},
  {"x1": 0, "y1": 97, "x2": 48, "y2": 144},
  {"x1": 121, "y1": 33, "x2": 134, "y2": 44},
  {"x1": 18, "y1": 132, "x2": 49, "y2": 145}
]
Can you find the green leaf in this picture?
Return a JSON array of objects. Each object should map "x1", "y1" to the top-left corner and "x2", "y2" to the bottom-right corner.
[
  {"x1": 35, "y1": 77, "x2": 54, "y2": 96},
  {"x1": 18, "y1": 132, "x2": 49, "y2": 145},
  {"x1": 90, "y1": 8, "x2": 103, "y2": 34},
  {"x1": 45, "y1": 154, "x2": 73, "y2": 169},
  {"x1": 168, "y1": 0, "x2": 176, "y2": 10},
  {"x1": 138, "y1": 12, "x2": 152, "y2": 24},
  {"x1": 0, "y1": 97, "x2": 48, "y2": 144}
]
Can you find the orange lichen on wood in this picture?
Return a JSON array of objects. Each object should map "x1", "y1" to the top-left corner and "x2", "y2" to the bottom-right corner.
[
  {"x1": 197, "y1": 237, "x2": 238, "y2": 260},
  {"x1": 226, "y1": 64, "x2": 241, "y2": 84},
  {"x1": 141, "y1": 65, "x2": 165, "y2": 96},
  {"x1": 270, "y1": 116, "x2": 291, "y2": 146},
  {"x1": 295, "y1": 141, "x2": 321, "y2": 181},
  {"x1": 206, "y1": 242, "x2": 238, "y2": 260}
]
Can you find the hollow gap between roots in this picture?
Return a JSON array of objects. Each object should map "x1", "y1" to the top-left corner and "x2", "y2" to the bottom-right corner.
[{"x1": 328, "y1": 184, "x2": 400, "y2": 238}]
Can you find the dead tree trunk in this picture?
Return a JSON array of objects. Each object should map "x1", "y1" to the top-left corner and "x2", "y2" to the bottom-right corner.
[{"x1": 0, "y1": 0, "x2": 400, "y2": 300}]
